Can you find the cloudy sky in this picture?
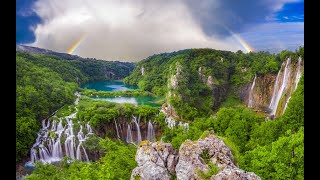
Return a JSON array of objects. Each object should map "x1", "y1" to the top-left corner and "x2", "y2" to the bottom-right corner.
[{"x1": 16, "y1": 0, "x2": 304, "y2": 61}]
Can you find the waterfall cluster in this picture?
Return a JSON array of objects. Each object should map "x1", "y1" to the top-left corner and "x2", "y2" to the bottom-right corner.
[
  {"x1": 30, "y1": 119, "x2": 93, "y2": 163},
  {"x1": 28, "y1": 91, "x2": 93, "y2": 164},
  {"x1": 268, "y1": 58, "x2": 303, "y2": 117},
  {"x1": 245, "y1": 57, "x2": 303, "y2": 117},
  {"x1": 114, "y1": 115, "x2": 157, "y2": 146}
]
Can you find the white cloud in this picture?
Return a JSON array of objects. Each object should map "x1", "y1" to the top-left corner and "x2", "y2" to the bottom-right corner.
[{"x1": 28, "y1": 0, "x2": 244, "y2": 61}]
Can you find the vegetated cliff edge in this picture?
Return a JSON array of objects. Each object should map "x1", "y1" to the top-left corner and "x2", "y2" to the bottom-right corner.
[{"x1": 124, "y1": 48, "x2": 304, "y2": 120}]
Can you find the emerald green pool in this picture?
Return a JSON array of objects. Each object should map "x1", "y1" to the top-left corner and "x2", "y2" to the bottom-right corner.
[{"x1": 81, "y1": 81, "x2": 161, "y2": 107}]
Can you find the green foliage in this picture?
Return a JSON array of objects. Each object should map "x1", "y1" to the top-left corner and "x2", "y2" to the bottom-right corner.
[
  {"x1": 196, "y1": 163, "x2": 220, "y2": 180},
  {"x1": 162, "y1": 125, "x2": 203, "y2": 149},
  {"x1": 124, "y1": 48, "x2": 298, "y2": 120},
  {"x1": 218, "y1": 136, "x2": 241, "y2": 165},
  {"x1": 200, "y1": 149, "x2": 211, "y2": 164},
  {"x1": 16, "y1": 117, "x2": 39, "y2": 162},
  {"x1": 16, "y1": 56, "x2": 77, "y2": 162},
  {"x1": 241, "y1": 128, "x2": 304, "y2": 180},
  {"x1": 77, "y1": 98, "x2": 161, "y2": 130}
]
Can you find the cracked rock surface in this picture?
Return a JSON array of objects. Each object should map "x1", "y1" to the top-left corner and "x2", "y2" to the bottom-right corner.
[{"x1": 131, "y1": 132, "x2": 260, "y2": 180}]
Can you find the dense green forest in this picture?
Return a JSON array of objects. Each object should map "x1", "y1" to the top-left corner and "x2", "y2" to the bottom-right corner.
[
  {"x1": 16, "y1": 51, "x2": 134, "y2": 162},
  {"x1": 16, "y1": 47, "x2": 303, "y2": 180},
  {"x1": 124, "y1": 47, "x2": 303, "y2": 120}
]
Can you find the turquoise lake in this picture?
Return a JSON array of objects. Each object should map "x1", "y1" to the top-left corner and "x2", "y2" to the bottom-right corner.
[
  {"x1": 80, "y1": 81, "x2": 138, "y2": 91},
  {"x1": 81, "y1": 81, "x2": 161, "y2": 107}
]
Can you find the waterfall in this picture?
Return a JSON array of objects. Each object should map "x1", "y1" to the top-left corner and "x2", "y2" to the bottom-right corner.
[
  {"x1": 76, "y1": 125, "x2": 89, "y2": 162},
  {"x1": 248, "y1": 74, "x2": 257, "y2": 108},
  {"x1": 165, "y1": 116, "x2": 176, "y2": 129},
  {"x1": 114, "y1": 119, "x2": 120, "y2": 138},
  {"x1": 282, "y1": 96, "x2": 291, "y2": 115},
  {"x1": 119, "y1": 122, "x2": 124, "y2": 140},
  {"x1": 269, "y1": 58, "x2": 291, "y2": 116},
  {"x1": 281, "y1": 58, "x2": 302, "y2": 115},
  {"x1": 294, "y1": 57, "x2": 302, "y2": 90},
  {"x1": 132, "y1": 116, "x2": 142, "y2": 145},
  {"x1": 147, "y1": 120, "x2": 155, "y2": 141},
  {"x1": 27, "y1": 92, "x2": 93, "y2": 164},
  {"x1": 126, "y1": 124, "x2": 133, "y2": 143}
]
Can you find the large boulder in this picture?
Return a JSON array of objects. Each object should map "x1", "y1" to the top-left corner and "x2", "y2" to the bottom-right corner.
[
  {"x1": 175, "y1": 131, "x2": 260, "y2": 180},
  {"x1": 130, "y1": 140, "x2": 178, "y2": 180},
  {"x1": 131, "y1": 131, "x2": 260, "y2": 180},
  {"x1": 211, "y1": 166, "x2": 260, "y2": 180}
]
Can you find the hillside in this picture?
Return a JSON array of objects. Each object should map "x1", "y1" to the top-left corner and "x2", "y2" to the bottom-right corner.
[
  {"x1": 124, "y1": 48, "x2": 304, "y2": 120},
  {"x1": 16, "y1": 47, "x2": 304, "y2": 180}
]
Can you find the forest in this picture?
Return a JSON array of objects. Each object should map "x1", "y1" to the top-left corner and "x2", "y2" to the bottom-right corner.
[{"x1": 16, "y1": 47, "x2": 304, "y2": 180}]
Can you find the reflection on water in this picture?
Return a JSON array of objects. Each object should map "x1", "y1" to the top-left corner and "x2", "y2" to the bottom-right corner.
[
  {"x1": 93, "y1": 97, "x2": 138, "y2": 105},
  {"x1": 80, "y1": 81, "x2": 137, "y2": 92},
  {"x1": 90, "y1": 96, "x2": 161, "y2": 107}
]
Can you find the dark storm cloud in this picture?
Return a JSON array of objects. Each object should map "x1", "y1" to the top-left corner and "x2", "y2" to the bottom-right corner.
[{"x1": 185, "y1": 0, "x2": 300, "y2": 37}]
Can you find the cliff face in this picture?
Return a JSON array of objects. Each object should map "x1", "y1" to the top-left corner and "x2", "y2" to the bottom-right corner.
[
  {"x1": 131, "y1": 131, "x2": 261, "y2": 180},
  {"x1": 243, "y1": 57, "x2": 304, "y2": 117},
  {"x1": 240, "y1": 74, "x2": 277, "y2": 112}
]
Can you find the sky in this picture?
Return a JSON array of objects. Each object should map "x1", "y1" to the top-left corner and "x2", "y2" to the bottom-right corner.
[{"x1": 16, "y1": 0, "x2": 304, "y2": 61}]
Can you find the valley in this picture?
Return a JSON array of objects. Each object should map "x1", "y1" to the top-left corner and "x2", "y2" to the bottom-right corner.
[{"x1": 16, "y1": 46, "x2": 304, "y2": 180}]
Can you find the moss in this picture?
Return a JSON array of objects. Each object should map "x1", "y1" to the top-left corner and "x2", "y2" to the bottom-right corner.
[
  {"x1": 139, "y1": 140, "x2": 150, "y2": 147},
  {"x1": 196, "y1": 163, "x2": 220, "y2": 180},
  {"x1": 200, "y1": 149, "x2": 211, "y2": 164},
  {"x1": 199, "y1": 130, "x2": 215, "y2": 139}
]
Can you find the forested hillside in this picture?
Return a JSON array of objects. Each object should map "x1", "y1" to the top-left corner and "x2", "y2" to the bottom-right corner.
[
  {"x1": 16, "y1": 51, "x2": 135, "y2": 162},
  {"x1": 16, "y1": 47, "x2": 304, "y2": 180},
  {"x1": 124, "y1": 48, "x2": 303, "y2": 120}
]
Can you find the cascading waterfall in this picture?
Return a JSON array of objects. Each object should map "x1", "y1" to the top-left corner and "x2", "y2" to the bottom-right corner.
[
  {"x1": 294, "y1": 57, "x2": 302, "y2": 90},
  {"x1": 27, "y1": 92, "x2": 94, "y2": 165},
  {"x1": 248, "y1": 74, "x2": 257, "y2": 108},
  {"x1": 76, "y1": 125, "x2": 89, "y2": 162},
  {"x1": 30, "y1": 119, "x2": 93, "y2": 163},
  {"x1": 282, "y1": 96, "x2": 291, "y2": 115},
  {"x1": 269, "y1": 58, "x2": 291, "y2": 116},
  {"x1": 126, "y1": 124, "x2": 133, "y2": 143},
  {"x1": 132, "y1": 116, "x2": 142, "y2": 145},
  {"x1": 114, "y1": 119, "x2": 120, "y2": 138},
  {"x1": 147, "y1": 120, "x2": 155, "y2": 141}
]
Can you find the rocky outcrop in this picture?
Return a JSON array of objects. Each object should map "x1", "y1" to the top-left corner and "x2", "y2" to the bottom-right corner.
[
  {"x1": 211, "y1": 166, "x2": 261, "y2": 180},
  {"x1": 131, "y1": 131, "x2": 260, "y2": 180},
  {"x1": 130, "y1": 140, "x2": 178, "y2": 180},
  {"x1": 169, "y1": 63, "x2": 183, "y2": 90},
  {"x1": 176, "y1": 133, "x2": 236, "y2": 179}
]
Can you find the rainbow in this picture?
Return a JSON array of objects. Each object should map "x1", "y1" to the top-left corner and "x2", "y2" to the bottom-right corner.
[
  {"x1": 67, "y1": 34, "x2": 87, "y2": 54},
  {"x1": 231, "y1": 33, "x2": 254, "y2": 53},
  {"x1": 223, "y1": 25, "x2": 254, "y2": 53}
]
